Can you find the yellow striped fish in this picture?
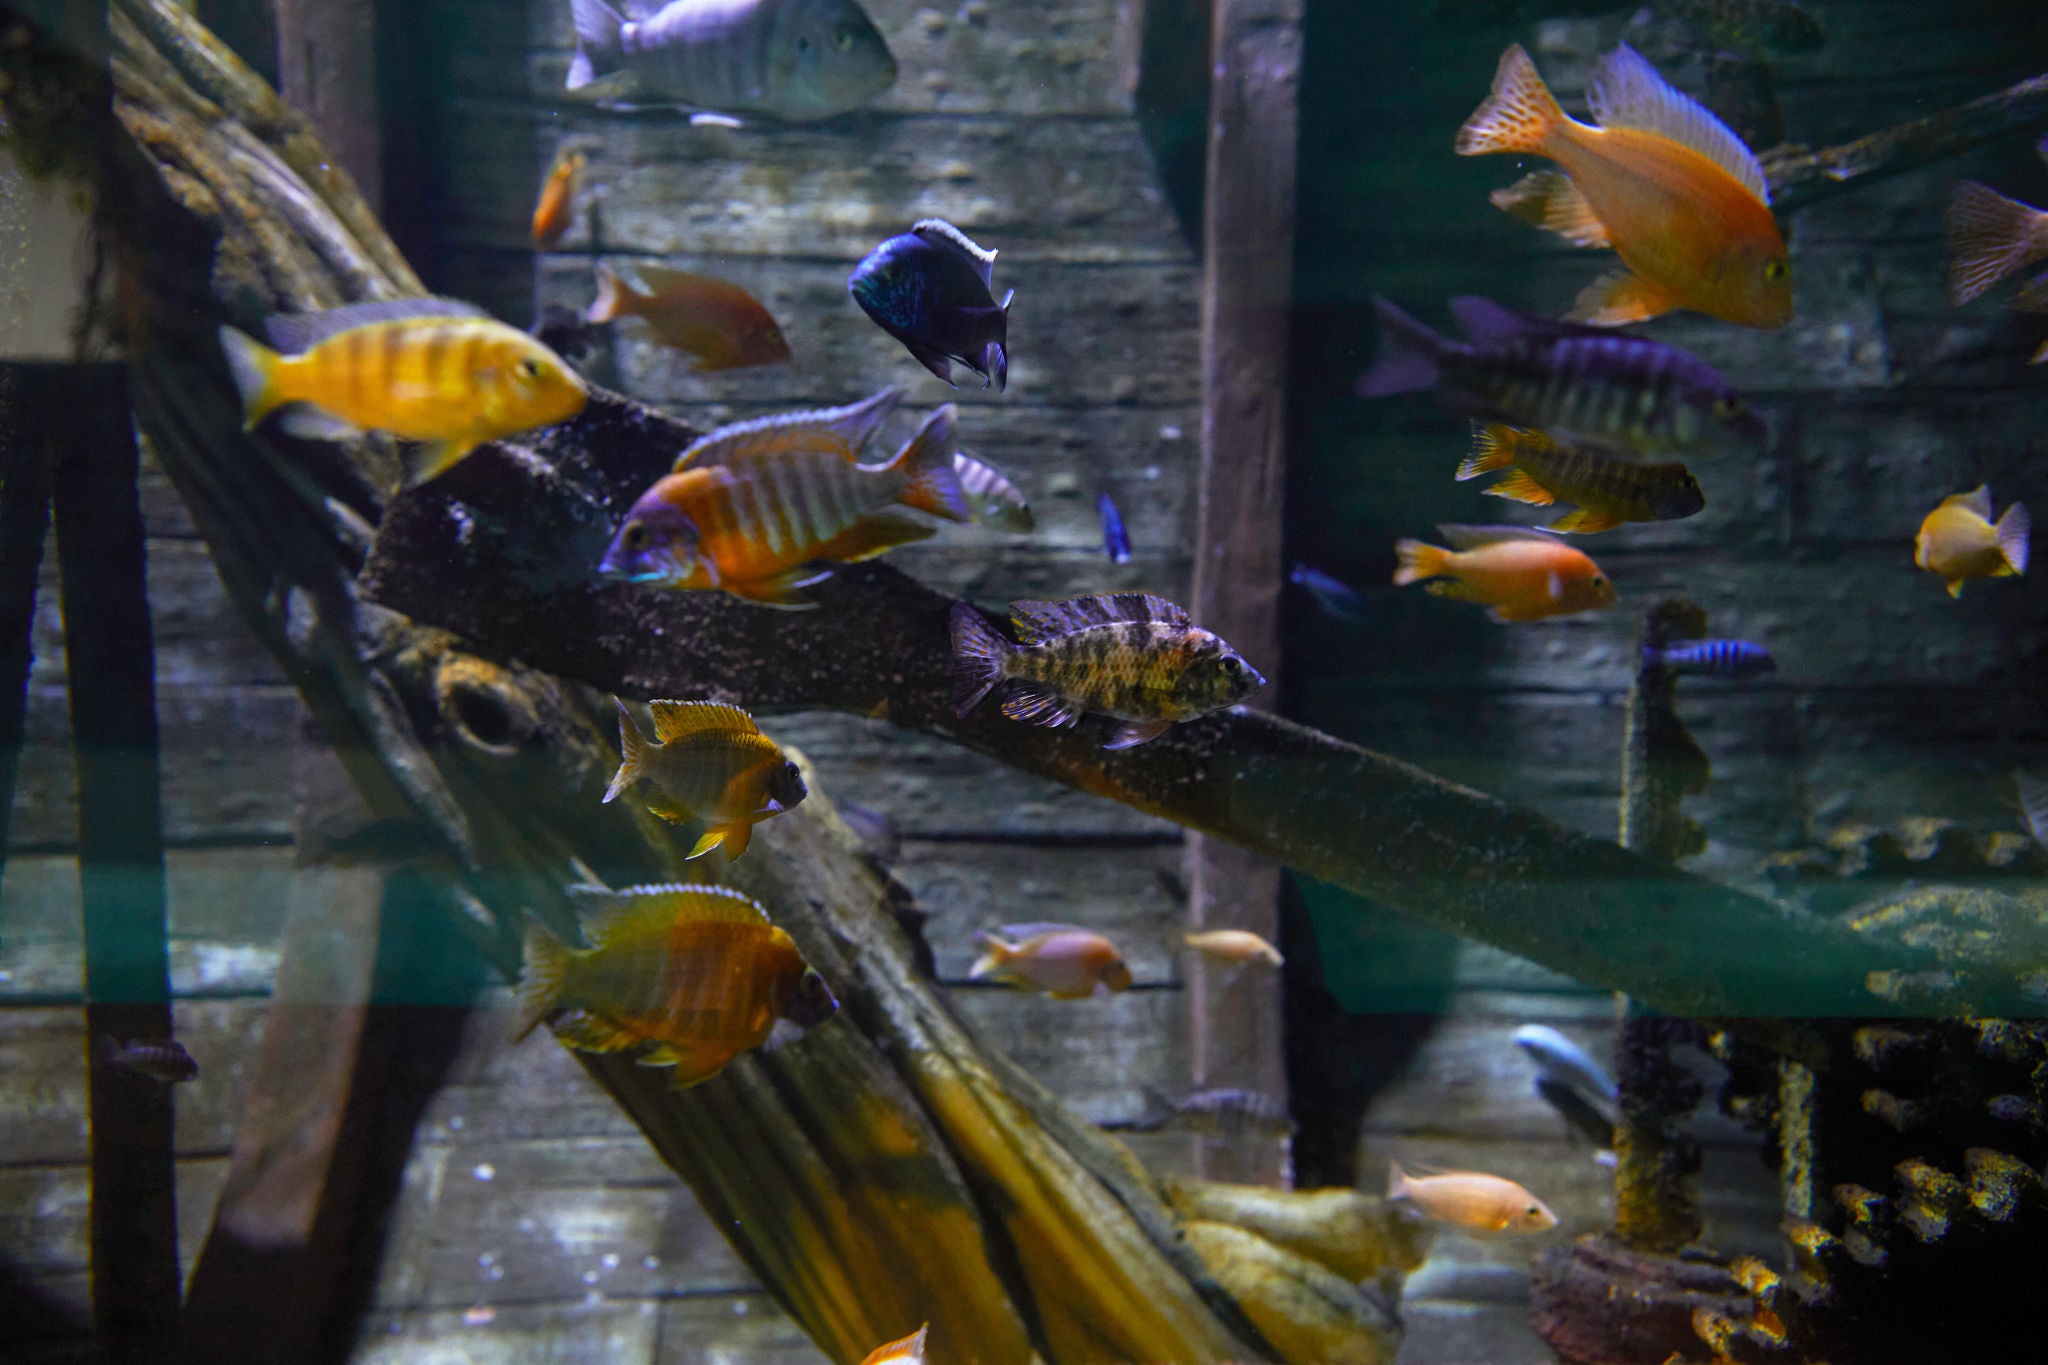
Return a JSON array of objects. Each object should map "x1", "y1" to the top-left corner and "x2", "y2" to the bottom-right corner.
[
  {"x1": 949, "y1": 592, "x2": 1265, "y2": 750},
  {"x1": 1457, "y1": 423, "x2": 1704, "y2": 534},
  {"x1": 602, "y1": 698, "x2": 806, "y2": 860},
  {"x1": 599, "y1": 389, "x2": 970, "y2": 608},
  {"x1": 512, "y1": 882, "x2": 838, "y2": 1087},
  {"x1": 218, "y1": 297, "x2": 588, "y2": 488}
]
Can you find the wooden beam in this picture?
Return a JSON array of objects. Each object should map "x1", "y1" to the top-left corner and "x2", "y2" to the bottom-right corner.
[
  {"x1": 0, "y1": 365, "x2": 54, "y2": 868},
  {"x1": 272, "y1": 0, "x2": 379, "y2": 211},
  {"x1": 1187, "y1": 0, "x2": 1301, "y2": 1184}
]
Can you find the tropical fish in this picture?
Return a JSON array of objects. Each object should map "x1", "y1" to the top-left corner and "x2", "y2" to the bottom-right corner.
[
  {"x1": 513, "y1": 882, "x2": 838, "y2": 1086},
  {"x1": 858, "y1": 1324, "x2": 928, "y2": 1365},
  {"x1": 1658, "y1": 0, "x2": 1825, "y2": 56},
  {"x1": 1913, "y1": 486, "x2": 2029, "y2": 597},
  {"x1": 1394, "y1": 524, "x2": 1616, "y2": 623},
  {"x1": 1947, "y1": 178, "x2": 2048, "y2": 307},
  {"x1": 1359, "y1": 296, "x2": 1767, "y2": 458},
  {"x1": 1140, "y1": 1088, "x2": 1296, "y2": 1140},
  {"x1": 586, "y1": 262, "x2": 792, "y2": 371},
  {"x1": 849, "y1": 219, "x2": 1013, "y2": 390},
  {"x1": 1458, "y1": 423, "x2": 1704, "y2": 534},
  {"x1": 1290, "y1": 563, "x2": 1369, "y2": 623},
  {"x1": 969, "y1": 923, "x2": 1133, "y2": 999},
  {"x1": 97, "y1": 1035, "x2": 198, "y2": 1084},
  {"x1": 949, "y1": 593, "x2": 1266, "y2": 750},
  {"x1": 603, "y1": 698, "x2": 806, "y2": 860},
  {"x1": 1098, "y1": 490, "x2": 1132, "y2": 563},
  {"x1": 218, "y1": 299, "x2": 588, "y2": 488},
  {"x1": 2017, "y1": 770, "x2": 2048, "y2": 845},
  {"x1": 1512, "y1": 1023, "x2": 1616, "y2": 1103},
  {"x1": 1458, "y1": 44, "x2": 1790, "y2": 329},
  {"x1": 1387, "y1": 1160, "x2": 1558, "y2": 1233},
  {"x1": 599, "y1": 391, "x2": 969, "y2": 607},
  {"x1": 953, "y1": 451, "x2": 1034, "y2": 531},
  {"x1": 1642, "y1": 638, "x2": 1777, "y2": 677},
  {"x1": 1184, "y1": 929, "x2": 1284, "y2": 970},
  {"x1": 531, "y1": 145, "x2": 587, "y2": 249},
  {"x1": 566, "y1": 0, "x2": 897, "y2": 121}
]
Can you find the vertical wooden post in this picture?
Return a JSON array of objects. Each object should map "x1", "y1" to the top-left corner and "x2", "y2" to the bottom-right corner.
[
  {"x1": 273, "y1": 0, "x2": 380, "y2": 210},
  {"x1": 1186, "y1": 0, "x2": 1301, "y2": 1184},
  {"x1": 0, "y1": 365, "x2": 54, "y2": 870}
]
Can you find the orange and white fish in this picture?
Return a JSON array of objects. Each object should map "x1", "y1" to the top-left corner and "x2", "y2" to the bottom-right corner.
[
  {"x1": 586, "y1": 261, "x2": 792, "y2": 371},
  {"x1": 1388, "y1": 1160, "x2": 1558, "y2": 1234},
  {"x1": 532, "y1": 145, "x2": 588, "y2": 249},
  {"x1": 970, "y1": 923, "x2": 1133, "y2": 999},
  {"x1": 1458, "y1": 44, "x2": 1790, "y2": 330},
  {"x1": 858, "y1": 1324, "x2": 928, "y2": 1365},
  {"x1": 1184, "y1": 929, "x2": 1283, "y2": 970},
  {"x1": 513, "y1": 882, "x2": 837, "y2": 1087},
  {"x1": 599, "y1": 389, "x2": 969, "y2": 608},
  {"x1": 218, "y1": 298, "x2": 588, "y2": 488},
  {"x1": 1394, "y1": 524, "x2": 1616, "y2": 623},
  {"x1": 603, "y1": 699, "x2": 806, "y2": 860},
  {"x1": 1914, "y1": 486, "x2": 2029, "y2": 598}
]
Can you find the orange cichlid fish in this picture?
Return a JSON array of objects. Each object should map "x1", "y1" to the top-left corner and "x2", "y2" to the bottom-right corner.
[
  {"x1": 1388, "y1": 1160, "x2": 1558, "y2": 1234},
  {"x1": 1394, "y1": 524, "x2": 1616, "y2": 622},
  {"x1": 586, "y1": 261, "x2": 793, "y2": 371},
  {"x1": 858, "y1": 1325, "x2": 928, "y2": 1365},
  {"x1": 599, "y1": 388, "x2": 970, "y2": 608},
  {"x1": 218, "y1": 298, "x2": 588, "y2": 489},
  {"x1": 950, "y1": 593, "x2": 1265, "y2": 750},
  {"x1": 532, "y1": 145, "x2": 588, "y2": 249},
  {"x1": 603, "y1": 699, "x2": 806, "y2": 860},
  {"x1": 512, "y1": 882, "x2": 838, "y2": 1087},
  {"x1": 1458, "y1": 44, "x2": 1791, "y2": 330},
  {"x1": 970, "y1": 923, "x2": 1133, "y2": 999},
  {"x1": 1184, "y1": 929, "x2": 1284, "y2": 970},
  {"x1": 1914, "y1": 486, "x2": 2029, "y2": 598},
  {"x1": 1458, "y1": 423, "x2": 1704, "y2": 534}
]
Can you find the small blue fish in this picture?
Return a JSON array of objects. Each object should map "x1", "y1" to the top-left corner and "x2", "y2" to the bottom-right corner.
[
  {"x1": 1642, "y1": 638, "x2": 1777, "y2": 678},
  {"x1": 849, "y1": 220, "x2": 1012, "y2": 391},
  {"x1": 1289, "y1": 563, "x2": 1368, "y2": 623},
  {"x1": 1098, "y1": 491, "x2": 1131, "y2": 563},
  {"x1": 1513, "y1": 1024, "x2": 1616, "y2": 1103}
]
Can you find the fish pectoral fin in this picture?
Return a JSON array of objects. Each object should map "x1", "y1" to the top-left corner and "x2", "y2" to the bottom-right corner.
[
  {"x1": 829, "y1": 511, "x2": 939, "y2": 563},
  {"x1": 1104, "y1": 718, "x2": 1173, "y2": 750},
  {"x1": 552, "y1": 1010, "x2": 641, "y2": 1053},
  {"x1": 1547, "y1": 507, "x2": 1620, "y2": 534},
  {"x1": 275, "y1": 404, "x2": 366, "y2": 443},
  {"x1": 1482, "y1": 470, "x2": 1555, "y2": 506},
  {"x1": 1490, "y1": 170, "x2": 1611, "y2": 248},
  {"x1": 1568, "y1": 269, "x2": 1678, "y2": 327},
  {"x1": 400, "y1": 438, "x2": 479, "y2": 490},
  {"x1": 684, "y1": 827, "x2": 728, "y2": 860},
  {"x1": 904, "y1": 340, "x2": 959, "y2": 388},
  {"x1": 726, "y1": 568, "x2": 832, "y2": 610},
  {"x1": 1946, "y1": 578, "x2": 1966, "y2": 599},
  {"x1": 639, "y1": 790, "x2": 698, "y2": 826},
  {"x1": 999, "y1": 683, "x2": 1085, "y2": 729}
]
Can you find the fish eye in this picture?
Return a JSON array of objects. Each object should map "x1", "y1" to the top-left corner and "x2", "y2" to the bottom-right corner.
[
  {"x1": 1711, "y1": 396, "x2": 1745, "y2": 419},
  {"x1": 796, "y1": 35, "x2": 811, "y2": 53},
  {"x1": 621, "y1": 522, "x2": 651, "y2": 551},
  {"x1": 835, "y1": 28, "x2": 856, "y2": 51},
  {"x1": 1221, "y1": 657, "x2": 1243, "y2": 675},
  {"x1": 1591, "y1": 575, "x2": 1609, "y2": 588},
  {"x1": 1764, "y1": 259, "x2": 1789, "y2": 282},
  {"x1": 518, "y1": 358, "x2": 542, "y2": 378},
  {"x1": 1526, "y1": 1205, "x2": 1542, "y2": 1217}
]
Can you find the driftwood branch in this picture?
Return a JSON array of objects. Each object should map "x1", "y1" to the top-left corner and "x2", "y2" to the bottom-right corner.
[{"x1": 1764, "y1": 70, "x2": 2048, "y2": 214}]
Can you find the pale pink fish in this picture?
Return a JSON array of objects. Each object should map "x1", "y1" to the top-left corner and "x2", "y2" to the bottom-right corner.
[
  {"x1": 969, "y1": 922, "x2": 1133, "y2": 999},
  {"x1": 1388, "y1": 1159, "x2": 1557, "y2": 1233},
  {"x1": 1183, "y1": 929, "x2": 1283, "y2": 969}
]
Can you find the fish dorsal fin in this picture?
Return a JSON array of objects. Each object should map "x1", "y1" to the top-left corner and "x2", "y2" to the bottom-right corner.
[
  {"x1": 998, "y1": 921, "x2": 1093, "y2": 941},
  {"x1": 570, "y1": 882, "x2": 769, "y2": 950},
  {"x1": 674, "y1": 387, "x2": 904, "y2": 471},
  {"x1": 1945, "y1": 485, "x2": 1994, "y2": 519},
  {"x1": 265, "y1": 296, "x2": 492, "y2": 353},
  {"x1": 648, "y1": 699, "x2": 762, "y2": 743},
  {"x1": 1446, "y1": 295, "x2": 1538, "y2": 346},
  {"x1": 1439, "y1": 523, "x2": 1566, "y2": 551},
  {"x1": 1009, "y1": 592, "x2": 1192, "y2": 644},
  {"x1": 1587, "y1": 44, "x2": 1770, "y2": 205},
  {"x1": 912, "y1": 218, "x2": 997, "y2": 286}
]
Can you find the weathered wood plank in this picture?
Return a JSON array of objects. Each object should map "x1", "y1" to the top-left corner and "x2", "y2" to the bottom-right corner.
[
  {"x1": 949, "y1": 985, "x2": 1188, "y2": 1126},
  {"x1": 352, "y1": 1297, "x2": 665, "y2": 1363},
  {"x1": 0, "y1": 1157, "x2": 230, "y2": 1291},
  {"x1": 30, "y1": 542, "x2": 287, "y2": 690}
]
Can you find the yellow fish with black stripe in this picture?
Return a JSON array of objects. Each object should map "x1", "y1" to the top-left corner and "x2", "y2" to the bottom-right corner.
[
  {"x1": 950, "y1": 592, "x2": 1265, "y2": 750},
  {"x1": 1457, "y1": 423, "x2": 1704, "y2": 534},
  {"x1": 218, "y1": 297, "x2": 587, "y2": 489},
  {"x1": 603, "y1": 698, "x2": 806, "y2": 860}
]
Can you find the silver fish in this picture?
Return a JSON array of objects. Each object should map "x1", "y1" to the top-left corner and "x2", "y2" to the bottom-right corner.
[
  {"x1": 98, "y1": 1034, "x2": 199, "y2": 1084},
  {"x1": 1512, "y1": 1024, "x2": 1616, "y2": 1103},
  {"x1": 566, "y1": 0, "x2": 897, "y2": 122}
]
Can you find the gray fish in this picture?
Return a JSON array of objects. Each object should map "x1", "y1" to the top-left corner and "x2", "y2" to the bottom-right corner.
[
  {"x1": 1141, "y1": 1088, "x2": 1295, "y2": 1140},
  {"x1": 98, "y1": 1034, "x2": 198, "y2": 1084},
  {"x1": 566, "y1": 0, "x2": 897, "y2": 122},
  {"x1": 1512, "y1": 1024, "x2": 1616, "y2": 1103}
]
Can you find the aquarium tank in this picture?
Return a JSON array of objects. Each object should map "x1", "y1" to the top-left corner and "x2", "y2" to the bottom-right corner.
[{"x1": 2, "y1": 0, "x2": 2046, "y2": 1361}]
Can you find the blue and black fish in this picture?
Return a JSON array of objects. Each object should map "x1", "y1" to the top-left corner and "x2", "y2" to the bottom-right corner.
[
  {"x1": 1642, "y1": 638, "x2": 1777, "y2": 678},
  {"x1": 1289, "y1": 563, "x2": 1368, "y2": 623},
  {"x1": 849, "y1": 219, "x2": 1013, "y2": 390},
  {"x1": 1098, "y1": 491, "x2": 1132, "y2": 563}
]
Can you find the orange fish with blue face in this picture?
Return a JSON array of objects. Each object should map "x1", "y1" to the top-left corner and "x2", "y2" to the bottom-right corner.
[{"x1": 1458, "y1": 43, "x2": 1791, "y2": 330}]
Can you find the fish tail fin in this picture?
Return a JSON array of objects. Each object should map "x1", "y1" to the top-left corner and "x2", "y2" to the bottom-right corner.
[
  {"x1": 1357, "y1": 296, "x2": 1449, "y2": 398},
  {"x1": 1456, "y1": 423, "x2": 1519, "y2": 480},
  {"x1": 969, "y1": 932, "x2": 1010, "y2": 981},
  {"x1": 567, "y1": 0, "x2": 626, "y2": 90},
  {"x1": 1387, "y1": 1159, "x2": 1411, "y2": 1202},
  {"x1": 603, "y1": 697, "x2": 646, "y2": 804},
  {"x1": 511, "y1": 919, "x2": 570, "y2": 1042},
  {"x1": 949, "y1": 602, "x2": 1011, "y2": 717},
  {"x1": 1997, "y1": 501, "x2": 2030, "y2": 575},
  {"x1": 1393, "y1": 539, "x2": 1452, "y2": 587},
  {"x1": 218, "y1": 326, "x2": 285, "y2": 430},
  {"x1": 886, "y1": 405, "x2": 971, "y2": 522},
  {"x1": 1456, "y1": 43, "x2": 1564, "y2": 157},
  {"x1": 1948, "y1": 181, "x2": 2048, "y2": 305},
  {"x1": 587, "y1": 262, "x2": 630, "y2": 325}
]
